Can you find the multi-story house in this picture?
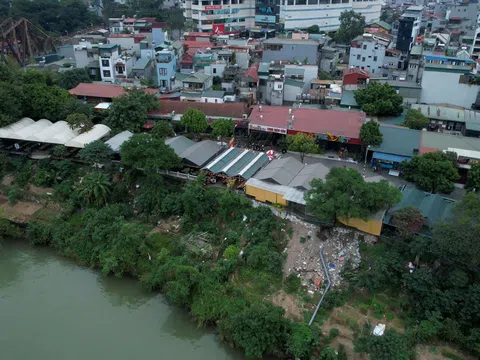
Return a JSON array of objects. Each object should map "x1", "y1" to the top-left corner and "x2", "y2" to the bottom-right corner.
[
  {"x1": 348, "y1": 33, "x2": 390, "y2": 75},
  {"x1": 155, "y1": 48, "x2": 177, "y2": 90},
  {"x1": 98, "y1": 44, "x2": 136, "y2": 82},
  {"x1": 182, "y1": 0, "x2": 256, "y2": 33},
  {"x1": 393, "y1": 6, "x2": 423, "y2": 52}
]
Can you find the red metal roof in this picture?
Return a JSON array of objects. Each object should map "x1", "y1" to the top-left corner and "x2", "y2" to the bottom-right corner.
[
  {"x1": 249, "y1": 106, "x2": 364, "y2": 139},
  {"x1": 244, "y1": 63, "x2": 259, "y2": 82},
  {"x1": 69, "y1": 83, "x2": 157, "y2": 99},
  {"x1": 150, "y1": 100, "x2": 251, "y2": 119},
  {"x1": 183, "y1": 41, "x2": 214, "y2": 48},
  {"x1": 343, "y1": 68, "x2": 370, "y2": 78},
  {"x1": 184, "y1": 32, "x2": 211, "y2": 37}
]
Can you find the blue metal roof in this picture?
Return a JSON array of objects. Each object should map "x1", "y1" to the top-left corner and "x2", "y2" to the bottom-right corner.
[{"x1": 424, "y1": 54, "x2": 474, "y2": 64}]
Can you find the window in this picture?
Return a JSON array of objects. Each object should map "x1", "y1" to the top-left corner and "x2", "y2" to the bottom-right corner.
[
  {"x1": 373, "y1": 56, "x2": 377, "y2": 61},
  {"x1": 101, "y1": 59, "x2": 109, "y2": 67},
  {"x1": 357, "y1": 55, "x2": 360, "y2": 60},
  {"x1": 103, "y1": 70, "x2": 111, "y2": 78},
  {"x1": 205, "y1": 99, "x2": 208, "y2": 102},
  {"x1": 372, "y1": 69, "x2": 375, "y2": 73},
  {"x1": 363, "y1": 44, "x2": 367, "y2": 50},
  {"x1": 213, "y1": 68, "x2": 217, "y2": 74},
  {"x1": 158, "y1": 68, "x2": 167, "y2": 76},
  {"x1": 361, "y1": 66, "x2": 364, "y2": 70},
  {"x1": 362, "y1": 57, "x2": 365, "y2": 62},
  {"x1": 215, "y1": 99, "x2": 218, "y2": 103}
]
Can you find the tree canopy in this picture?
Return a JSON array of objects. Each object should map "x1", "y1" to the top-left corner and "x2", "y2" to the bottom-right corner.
[
  {"x1": 335, "y1": 10, "x2": 366, "y2": 43},
  {"x1": 404, "y1": 109, "x2": 429, "y2": 130},
  {"x1": 286, "y1": 133, "x2": 320, "y2": 162},
  {"x1": 23, "y1": 83, "x2": 72, "y2": 120},
  {"x1": 79, "y1": 140, "x2": 113, "y2": 165},
  {"x1": 105, "y1": 88, "x2": 159, "y2": 133},
  {"x1": 360, "y1": 121, "x2": 383, "y2": 146},
  {"x1": 402, "y1": 151, "x2": 459, "y2": 194},
  {"x1": 393, "y1": 207, "x2": 426, "y2": 236},
  {"x1": 355, "y1": 83, "x2": 403, "y2": 116},
  {"x1": 151, "y1": 121, "x2": 175, "y2": 139},
  {"x1": 211, "y1": 118, "x2": 234, "y2": 142},
  {"x1": 120, "y1": 133, "x2": 181, "y2": 174},
  {"x1": 66, "y1": 113, "x2": 93, "y2": 134},
  {"x1": 465, "y1": 163, "x2": 480, "y2": 192},
  {"x1": 75, "y1": 171, "x2": 111, "y2": 207},
  {"x1": 306, "y1": 167, "x2": 401, "y2": 223},
  {"x1": 180, "y1": 109, "x2": 208, "y2": 134},
  {"x1": 57, "y1": 68, "x2": 92, "y2": 90}
]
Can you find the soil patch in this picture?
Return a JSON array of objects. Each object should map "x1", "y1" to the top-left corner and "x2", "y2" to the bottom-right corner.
[
  {"x1": 269, "y1": 290, "x2": 303, "y2": 321},
  {"x1": 0, "y1": 196, "x2": 43, "y2": 223}
]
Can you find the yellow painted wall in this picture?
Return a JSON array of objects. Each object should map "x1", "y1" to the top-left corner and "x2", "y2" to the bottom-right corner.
[
  {"x1": 337, "y1": 217, "x2": 383, "y2": 236},
  {"x1": 245, "y1": 185, "x2": 287, "y2": 206}
]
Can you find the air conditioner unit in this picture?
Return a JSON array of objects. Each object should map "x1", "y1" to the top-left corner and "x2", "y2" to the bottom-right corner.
[{"x1": 242, "y1": 113, "x2": 248, "y2": 119}]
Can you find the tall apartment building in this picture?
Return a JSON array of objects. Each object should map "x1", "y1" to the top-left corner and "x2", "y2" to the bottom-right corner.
[
  {"x1": 182, "y1": 0, "x2": 256, "y2": 33},
  {"x1": 393, "y1": 6, "x2": 423, "y2": 52},
  {"x1": 182, "y1": 0, "x2": 381, "y2": 32},
  {"x1": 348, "y1": 33, "x2": 388, "y2": 75}
]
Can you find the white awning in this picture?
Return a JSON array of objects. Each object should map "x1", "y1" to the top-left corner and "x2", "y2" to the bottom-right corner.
[
  {"x1": 6, "y1": 119, "x2": 53, "y2": 140},
  {"x1": 28, "y1": 121, "x2": 79, "y2": 144}
]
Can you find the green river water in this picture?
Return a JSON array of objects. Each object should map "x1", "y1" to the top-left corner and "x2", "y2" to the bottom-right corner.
[{"x1": 0, "y1": 240, "x2": 244, "y2": 360}]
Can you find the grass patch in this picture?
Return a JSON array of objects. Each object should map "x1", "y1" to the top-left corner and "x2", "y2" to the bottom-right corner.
[
  {"x1": 236, "y1": 268, "x2": 282, "y2": 301},
  {"x1": 31, "y1": 207, "x2": 59, "y2": 222}
]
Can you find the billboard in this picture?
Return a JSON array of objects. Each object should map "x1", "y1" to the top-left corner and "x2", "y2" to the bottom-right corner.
[
  {"x1": 205, "y1": 5, "x2": 222, "y2": 10},
  {"x1": 255, "y1": 15, "x2": 276, "y2": 23},
  {"x1": 212, "y1": 24, "x2": 225, "y2": 35}
]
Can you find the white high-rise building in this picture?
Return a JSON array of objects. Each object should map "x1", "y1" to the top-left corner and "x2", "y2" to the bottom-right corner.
[
  {"x1": 182, "y1": 0, "x2": 256, "y2": 33},
  {"x1": 279, "y1": 0, "x2": 382, "y2": 31}
]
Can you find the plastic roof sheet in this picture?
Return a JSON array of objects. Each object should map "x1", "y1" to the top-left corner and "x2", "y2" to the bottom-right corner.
[
  {"x1": 4, "y1": 119, "x2": 53, "y2": 140},
  {"x1": 29, "y1": 121, "x2": 79, "y2": 144},
  {"x1": 0, "y1": 118, "x2": 35, "y2": 137},
  {"x1": 65, "y1": 124, "x2": 111, "y2": 148}
]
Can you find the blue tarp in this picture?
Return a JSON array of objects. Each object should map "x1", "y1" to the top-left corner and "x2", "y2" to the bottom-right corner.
[{"x1": 372, "y1": 152, "x2": 411, "y2": 163}]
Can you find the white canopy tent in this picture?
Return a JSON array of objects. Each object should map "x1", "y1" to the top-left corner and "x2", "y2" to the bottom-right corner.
[
  {"x1": 28, "y1": 121, "x2": 79, "y2": 144},
  {"x1": 65, "y1": 124, "x2": 111, "y2": 148},
  {"x1": 12, "y1": 119, "x2": 53, "y2": 140},
  {"x1": 0, "y1": 118, "x2": 35, "y2": 138}
]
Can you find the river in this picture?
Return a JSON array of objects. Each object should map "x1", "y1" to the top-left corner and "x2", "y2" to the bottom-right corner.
[{"x1": 0, "y1": 240, "x2": 244, "y2": 360}]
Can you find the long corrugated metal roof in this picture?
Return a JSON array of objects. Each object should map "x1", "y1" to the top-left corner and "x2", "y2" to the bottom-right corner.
[
  {"x1": 240, "y1": 153, "x2": 269, "y2": 179},
  {"x1": 204, "y1": 147, "x2": 241, "y2": 173}
]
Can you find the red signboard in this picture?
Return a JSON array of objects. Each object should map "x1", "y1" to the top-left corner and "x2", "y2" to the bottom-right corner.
[
  {"x1": 205, "y1": 5, "x2": 222, "y2": 10},
  {"x1": 249, "y1": 123, "x2": 287, "y2": 135},
  {"x1": 212, "y1": 24, "x2": 225, "y2": 35}
]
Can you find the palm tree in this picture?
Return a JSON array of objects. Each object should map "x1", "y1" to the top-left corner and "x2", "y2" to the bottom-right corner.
[{"x1": 76, "y1": 172, "x2": 111, "y2": 207}]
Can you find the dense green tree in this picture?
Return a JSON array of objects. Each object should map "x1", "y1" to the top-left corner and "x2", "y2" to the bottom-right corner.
[
  {"x1": 105, "y1": 87, "x2": 159, "y2": 133},
  {"x1": 465, "y1": 163, "x2": 480, "y2": 192},
  {"x1": 306, "y1": 167, "x2": 400, "y2": 223},
  {"x1": 318, "y1": 347, "x2": 338, "y2": 360},
  {"x1": 392, "y1": 207, "x2": 426, "y2": 236},
  {"x1": 355, "y1": 83, "x2": 403, "y2": 116},
  {"x1": 180, "y1": 109, "x2": 208, "y2": 134},
  {"x1": 287, "y1": 323, "x2": 320, "y2": 359},
  {"x1": 402, "y1": 151, "x2": 459, "y2": 194},
  {"x1": 404, "y1": 109, "x2": 430, "y2": 130},
  {"x1": 286, "y1": 133, "x2": 320, "y2": 162},
  {"x1": 22, "y1": 83, "x2": 71, "y2": 120},
  {"x1": 57, "y1": 68, "x2": 91, "y2": 90},
  {"x1": 120, "y1": 133, "x2": 181, "y2": 174},
  {"x1": 318, "y1": 70, "x2": 333, "y2": 80},
  {"x1": 22, "y1": 68, "x2": 53, "y2": 85},
  {"x1": 52, "y1": 145, "x2": 69, "y2": 158},
  {"x1": 354, "y1": 329, "x2": 410, "y2": 360},
  {"x1": 226, "y1": 302, "x2": 288, "y2": 358},
  {"x1": 79, "y1": 140, "x2": 113, "y2": 165},
  {"x1": 0, "y1": 82, "x2": 24, "y2": 125},
  {"x1": 75, "y1": 171, "x2": 111, "y2": 207},
  {"x1": 307, "y1": 24, "x2": 320, "y2": 34},
  {"x1": 211, "y1": 118, "x2": 234, "y2": 145},
  {"x1": 360, "y1": 120, "x2": 383, "y2": 146},
  {"x1": 151, "y1": 120, "x2": 175, "y2": 139},
  {"x1": 66, "y1": 113, "x2": 93, "y2": 133},
  {"x1": 335, "y1": 10, "x2": 366, "y2": 43},
  {"x1": 60, "y1": 99, "x2": 92, "y2": 119}
]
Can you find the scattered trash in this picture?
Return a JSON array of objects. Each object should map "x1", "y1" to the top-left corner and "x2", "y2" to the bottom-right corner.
[{"x1": 373, "y1": 324, "x2": 386, "y2": 336}]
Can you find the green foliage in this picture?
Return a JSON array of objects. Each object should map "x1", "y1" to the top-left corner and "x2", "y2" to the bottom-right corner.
[
  {"x1": 23, "y1": 83, "x2": 72, "y2": 120},
  {"x1": 284, "y1": 273, "x2": 301, "y2": 294},
  {"x1": 52, "y1": 145, "x2": 69, "y2": 158},
  {"x1": 380, "y1": 8, "x2": 399, "y2": 24},
  {"x1": 354, "y1": 329, "x2": 411, "y2": 360},
  {"x1": 225, "y1": 302, "x2": 288, "y2": 358},
  {"x1": 120, "y1": 133, "x2": 181, "y2": 174},
  {"x1": 9, "y1": 0, "x2": 100, "y2": 35},
  {"x1": 392, "y1": 206, "x2": 426, "y2": 236},
  {"x1": 360, "y1": 120, "x2": 383, "y2": 146},
  {"x1": 57, "y1": 68, "x2": 92, "y2": 90},
  {"x1": 402, "y1": 151, "x2": 459, "y2": 194},
  {"x1": 223, "y1": 245, "x2": 240, "y2": 260},
  {"x1": 287, "y1": 133, "x2": 320, "y2": 162},
  {"x1": 66, "y1": 113, "x2": 93, "y2": 133},
  {"x1": 8, "y1": 187, "x2": 19, "y2": 205},
  {"x1": 306, "y1": 167, "x2": 401, "y2": 223},
  {"x1": 287, "y1": 323, "x2": 319, "y2": 359},
  {"x1": 75, "y1": 171, "x2": 111, "y2": 207},
  {"x1": 465, "y1": 163, "x2": 480, "y2": 192},
  {"x1": 180, "y1": 109, "x2": 208, "y2": 134},
  {"x1": 151, "y1": 120, "x2": 175, "y2": 139},
  {"x1": 246, "y1": 243, "x2": 284, "y2": 275},
  {"x1": 318, "y1": 347, "x2": 338, "y2": 360},
  {"x1": 211, "y1": 118, "x2": 234, "y2": 141},
  {"x1": 105, "y1": 87, "x2": 159, "y2": 132},
  {"x1": 79, "y1": 140, "x2": 113, "y2": 165},
  {"x1": 355, "y1": 83, "x2": 403, "y2": 116},
  {"x1": 404, "y1": 109, "x2": 430, "y2": 130},
  {"x1": 318, "y1": 70, "x2": 333, "y2": 80},
  {"x1": 0, "y1": 82, "x2": 24, "y2": 124},
  {"x1": 60, "y1": 99, "x2": 92, "y2": 119},
  {"x1": 336, "y1": 10, "x2": 366, "y2": 43},
  {"x1": 307, "y1": 24, "x2": 320, "y2": 33}
]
